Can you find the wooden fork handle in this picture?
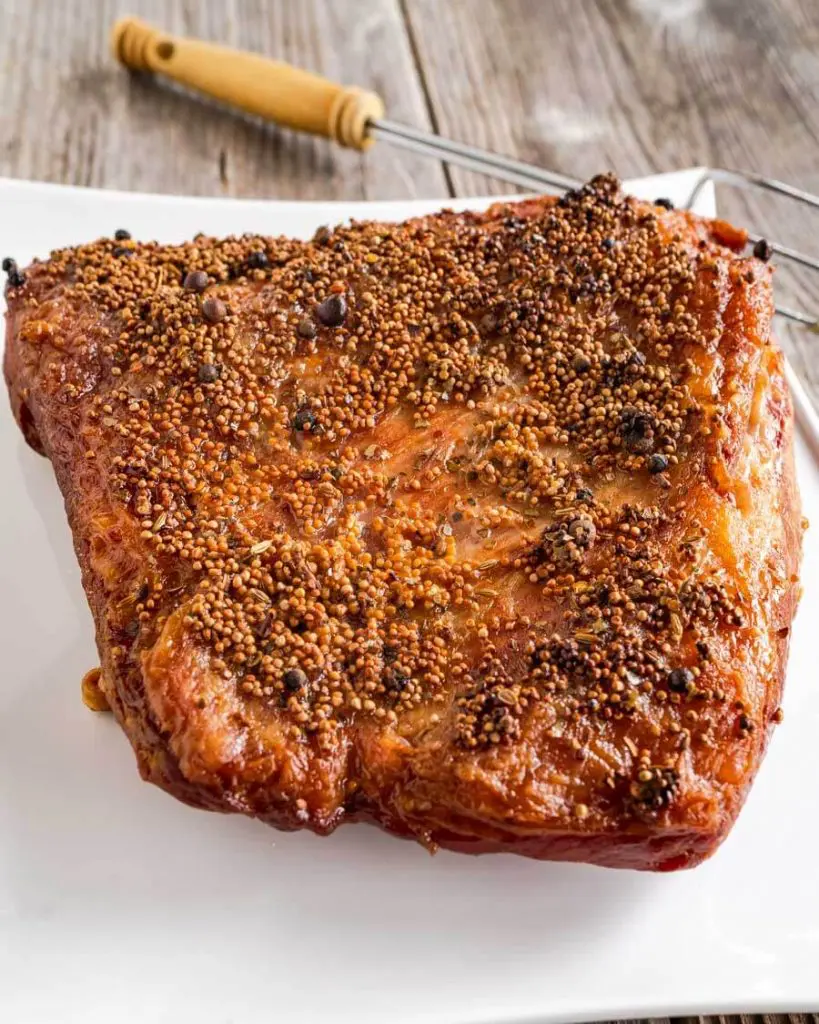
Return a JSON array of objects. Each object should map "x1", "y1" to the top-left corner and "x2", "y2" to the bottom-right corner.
[{"x1": 111, "y1": 17, "x2": 385, "y2": 150}]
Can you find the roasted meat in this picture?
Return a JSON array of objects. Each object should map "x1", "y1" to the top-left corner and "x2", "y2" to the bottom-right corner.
[{"x1": 3, "y1": 175, "x2": 802, "y2": 870}]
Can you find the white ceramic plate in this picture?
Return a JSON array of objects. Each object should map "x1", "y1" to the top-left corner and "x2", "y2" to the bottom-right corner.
[{"x1": 1, "y1": 170, "x2": 818, "y2": 1024}]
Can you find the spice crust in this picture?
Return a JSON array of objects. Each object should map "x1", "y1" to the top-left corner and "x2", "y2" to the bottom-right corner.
[{"x1": 3, "y1": 176, "x2": 802, "y2": 869}]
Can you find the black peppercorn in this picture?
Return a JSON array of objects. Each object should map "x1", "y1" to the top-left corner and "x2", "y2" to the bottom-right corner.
[
  {"x1": 667, "y1": 667, "x2": 693, "y2": 692},
  {"x1": 654, "y1": 197, "x2": 674, "y2": 210},
  {"x1": 753, "y1": 238, "x2": 773, "y2": 262},
  {"x1": 184, "y1": 270, "x2": 210, "y2": 292},
  {"x1": 283, "y1": 668, "x2": 308, "y2": 692},
  {"x1": 572, "y1": 352, "x2": 592, "y2": 373},
  {"x1": 647, "y1": 453, "x2": 668, "y2": 474},
  {"x1": 198, "y1": 363, "x2": 220, "y2": 384},
  {"x1": 114, "y1": 228, "x2": 132, "y2": 241},
  {"x1": 293, "y1": 407, "x2": 317, "y2": 432},
  {"x1": 202, "y1": 296, "x2": 227, "y2": 323},
  {"x1": 316, "y1": 294, "x2": 347, "y2": 327},
  {"x1": 247, "y1": 250, "x2": 269, "y2": 270}
]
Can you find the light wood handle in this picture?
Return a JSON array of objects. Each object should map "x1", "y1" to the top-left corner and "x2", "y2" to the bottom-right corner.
[{"x1": 111, "y1": 17, "x2": 385, "y2": 150}]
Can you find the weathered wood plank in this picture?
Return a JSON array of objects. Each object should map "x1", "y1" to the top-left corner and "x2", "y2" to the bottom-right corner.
[{"x1": 0, "y1": 0, "x2": 448, "y2": 199}]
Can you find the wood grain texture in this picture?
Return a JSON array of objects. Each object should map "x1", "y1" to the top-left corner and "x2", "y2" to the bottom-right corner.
[
  {"x1": 0, "y1": 0, "x2": 447, "y2": 199},
  {"x1": 0, "y1": 1, "x2": 818, "y2": 1021}
]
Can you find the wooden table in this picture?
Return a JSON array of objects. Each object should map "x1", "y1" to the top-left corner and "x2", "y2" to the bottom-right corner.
[{"x1": 1, "y1": 2, "x2": 817, "y2": 1023}]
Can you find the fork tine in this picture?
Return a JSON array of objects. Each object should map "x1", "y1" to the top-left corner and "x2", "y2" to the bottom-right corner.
[
  {"x1": 684, "y1": 168, "x2": 819, "y2": 331},
  {"x1": 707, "y1": 167, "x2": 819, "y2": 211},
  {"x1": 776, "y1": 305, "x2": 819, "y2": 330},
  {"x1": 750, "y1": 236, "x2": 819, "y2": 274}
]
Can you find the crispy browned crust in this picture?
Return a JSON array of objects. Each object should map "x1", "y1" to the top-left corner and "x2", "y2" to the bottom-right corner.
[{"x1": 3, "y1": 183, "x2": 802, "y2": 870}]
